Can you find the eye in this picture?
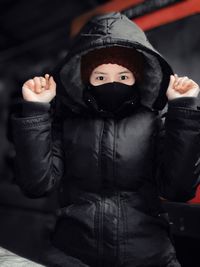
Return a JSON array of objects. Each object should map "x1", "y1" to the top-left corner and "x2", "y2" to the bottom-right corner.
[
  {"x1": 120, "y1": 75, "x2": 128, "y2": 80},
  {"x1": 96, "y1": 76, "x2": 105, "y2": 81}
]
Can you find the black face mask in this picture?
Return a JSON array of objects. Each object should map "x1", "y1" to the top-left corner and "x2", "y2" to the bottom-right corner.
[{"x1": 85, "y1": 82, "x2": 140, "y2": 113}]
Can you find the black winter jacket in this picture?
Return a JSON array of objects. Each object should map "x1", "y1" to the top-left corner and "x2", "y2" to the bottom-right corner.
[{"x1": 11, "y1": 12, "x2": 200, "y2": 267}]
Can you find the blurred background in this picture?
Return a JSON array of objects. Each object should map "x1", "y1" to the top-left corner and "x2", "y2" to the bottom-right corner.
[{"x1": 0, "y1": 0, "x2": 200, "y2": 266}]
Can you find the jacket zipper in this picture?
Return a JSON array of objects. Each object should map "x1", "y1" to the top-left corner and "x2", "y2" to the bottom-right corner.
[
  {"x1": 97, "y1": 119, "x2": 105, "y2": 265},
  {"x1": 112, "y1": 118, "x2": 120, "y2": 261},
  {"x1": 98, "y1": 119, "x2": 105, "y2": 183}
]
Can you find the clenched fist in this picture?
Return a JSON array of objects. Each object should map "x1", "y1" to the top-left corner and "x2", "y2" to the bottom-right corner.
[
  {"x1": 166, "y1": 74, "x2": 200, "y2": 100},
  {"x1": 22, "y1": 74, "x2": 56, "y2": 103}
]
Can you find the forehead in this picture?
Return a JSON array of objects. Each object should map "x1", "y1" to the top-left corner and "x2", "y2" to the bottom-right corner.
[{"x1": 92, "y1": 63, "x2": 131, "y2": 73}]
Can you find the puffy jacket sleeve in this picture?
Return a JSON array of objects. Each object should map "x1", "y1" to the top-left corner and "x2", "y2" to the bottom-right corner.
[
  {"x1": 155, "y1": 97, "x2": 200, "y2": 202},
  {"x1": 10, "y1": 99, "x2": 64, "y2": 198}
]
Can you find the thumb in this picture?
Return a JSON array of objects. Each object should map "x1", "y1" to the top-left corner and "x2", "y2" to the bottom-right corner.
[{"x1": 168, "y1": 75, "x2": 176, "y2": 88}]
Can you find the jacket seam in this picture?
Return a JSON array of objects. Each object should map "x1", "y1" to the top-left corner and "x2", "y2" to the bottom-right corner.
[
  {"x1": 12, "y1": 116, "x2": 51, "y2": 129},
  {"x1": 95, "y1": 200, "x2": 101, "y2": 265},
  {"x1": 168, "y1": 106, "x2": 200, "y2": 115},
  {"x1": 116, "y1": 191, "x2": 120, "y2": 261},
  {"x1": 93, "y1": 201, "x2": 99, "y2": 263},
  {"x1": 20, "y1": 121, "x2": 50, "y2": 129},
  {"x1": 98, "y1": 196, "x2": 104, "y2": 265},
  {"x1": 12, "y1": 113, "x2": 50, "y2": 120},
  {"x1": 121, "y1": 198, "x2": 128, "y2": 262}
]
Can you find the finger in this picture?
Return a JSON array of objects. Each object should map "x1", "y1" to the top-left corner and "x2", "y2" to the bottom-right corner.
[
  {"x1": 168, "y1": 75, "x2": 176, "y2": 88},
  {"x1": 189, "y1": 79, "x2": 199, "y2": 88},
  {"x1": 182, "y1": 81, "x2": 193, "y2": 92},
  {"x1": 45, "y1": 74, "x2": 50, "y2": 79},
  {"x1": 49, "y1": 76, "x2": 56, "y2": 92},
  {"x1": 176, "y1": 80, "x2": 195, "y2": 94},
  {"x1": 174, "y1": 74, "x2": 179, "y2": 86},
  {"x1": 178, "y1": 76, "x2": 189, "y2": 88},
  {"x1": 23, "y1": 79, "x2": 35, "y2": 91},
  {"x1": 173, "y1": 77, "x2": 187, "y2": 92},
  {"x1": 33, "y1": 77, "x2": 42, "y2": 93},
  {"x1": 45, "y1": 74, "x2": 50, "y2": 89},
  {"x1": 181, "y1": 79, "x2": 194, "y2": 91},
  {"x1": 176, "y1": 77, "x2": 197, "y2": 92},
  {"x1": 174, "y1": 77, "x2": 186, "y2": 89},
  {"x1": 178, "y1": 84, "x2": 192, "y2": 93},
  {"x1": 39, "y1": 76, "x2": 46, "y2": 91}
]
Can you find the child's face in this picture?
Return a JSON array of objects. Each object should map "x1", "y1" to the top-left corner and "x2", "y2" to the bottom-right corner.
[{"x1": 89, "y1": 64, "x2": 135, "y2": 86}]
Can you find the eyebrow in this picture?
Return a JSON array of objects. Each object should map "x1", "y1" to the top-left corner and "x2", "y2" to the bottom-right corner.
[
  {"x1": 93, "y1": 71, "x2": 107, "y2": 75},
  {"x1": 119, "y1": 71, "x2": 131, "y2": 74},
  {"x1": 93, "y1": 70, "x2": 131, "y2": 75}
]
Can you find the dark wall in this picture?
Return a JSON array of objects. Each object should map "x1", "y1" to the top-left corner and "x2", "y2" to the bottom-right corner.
[{"x1": 147, "y1": 14, "x2": 200, "y2": 85}]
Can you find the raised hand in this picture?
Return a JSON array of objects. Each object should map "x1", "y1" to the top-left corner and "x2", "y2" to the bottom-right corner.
[
  {"x1": 22, "y1": 74, "x2": 56, "y2": 103},
  {"x1": 166, "y1": 74, "x2": 200, "y2": 100}
]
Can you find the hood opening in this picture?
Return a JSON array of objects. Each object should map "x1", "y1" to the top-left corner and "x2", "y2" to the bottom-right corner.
[
  {"x1": 57, "y1": 44, "x2": 170, "y2": 112},
  {"x1": 53, "y1": 13, "x2": 173, "y2": 116}
]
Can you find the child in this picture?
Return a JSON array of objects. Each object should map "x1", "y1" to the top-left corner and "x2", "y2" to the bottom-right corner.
[{"x1": 11, "y1": 12, "x2": 200, "y2": 267}]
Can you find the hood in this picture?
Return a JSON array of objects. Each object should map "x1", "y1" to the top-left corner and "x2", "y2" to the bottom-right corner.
[{"x1": 53, "y1": 12, "x2": 174, "y2": 115}]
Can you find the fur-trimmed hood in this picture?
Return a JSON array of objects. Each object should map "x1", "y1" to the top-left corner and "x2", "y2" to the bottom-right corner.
[{"x1": 53, "y1": 12, "x2": 174, "y2": 114}]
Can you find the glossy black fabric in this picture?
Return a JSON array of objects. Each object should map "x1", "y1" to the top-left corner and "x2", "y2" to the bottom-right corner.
[{"x1": 10, "y1": 12, "x2": 200, "y2": 267}]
